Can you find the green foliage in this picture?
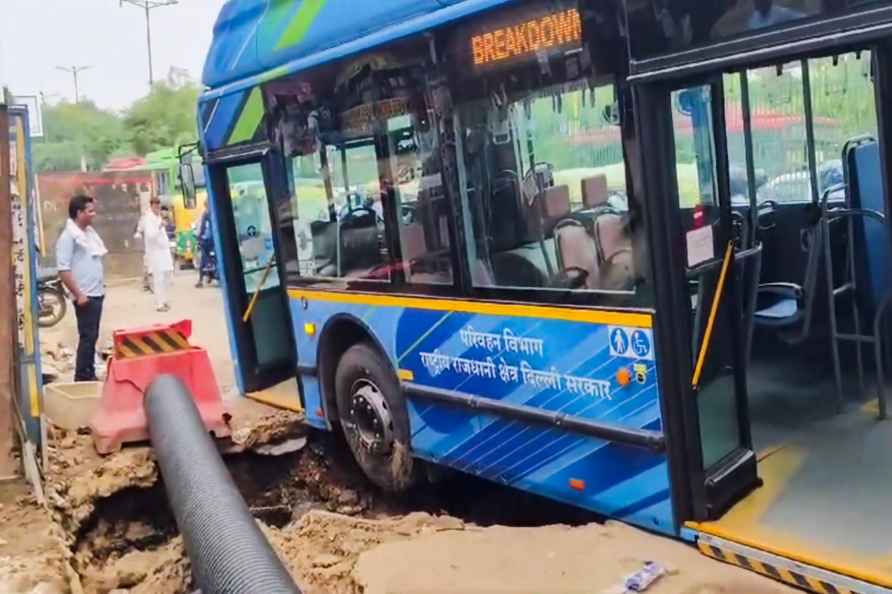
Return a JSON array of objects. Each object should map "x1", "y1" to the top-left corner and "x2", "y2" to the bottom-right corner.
[
  {"x1": 33, "y1": 141, "x2": 83, "y2": 172},
  {"x1": 32, "y1": 77, "x2": 202, "y2": 173},
  {"x1": 35, "y1": 100, "x2": 126, "y2": 172},
  {"x1": 123, "y1": 81, "x2": 201, "y2": 156}
]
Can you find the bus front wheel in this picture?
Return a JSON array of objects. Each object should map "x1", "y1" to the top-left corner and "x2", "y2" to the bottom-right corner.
[{"x1": 335, "y1": 342, "x2": 417, "y2": 493}]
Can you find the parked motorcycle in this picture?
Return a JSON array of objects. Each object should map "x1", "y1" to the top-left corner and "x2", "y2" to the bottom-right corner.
[
  {"x1": 37, "y1": 267, "x2": 67, "y2": 328},
  {"x1": 197, "y1": 241, "x2": 218, "y2": 285}
]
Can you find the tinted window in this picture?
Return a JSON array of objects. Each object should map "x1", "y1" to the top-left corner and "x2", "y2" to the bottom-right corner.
[
  {"x1": 226, "y1": 163, "x2": 280, "y2": 293},
  {"x1": 748, "y1": 62, "x2": 813, "y2": 203},
  {"x1": 627, "y1": 0, "x2": 889, "y2": 63},
  {"x1": 266, "y1": 35, "x2": 454, "y2": 287},
  {"x1": 447, "y1": 0, "x2": 643, "y2": 296}
]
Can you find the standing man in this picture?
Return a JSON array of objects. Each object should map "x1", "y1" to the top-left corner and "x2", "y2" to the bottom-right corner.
[
  {"x1": 56, "y1": 195, "x2": 107, "y2": 382},
  {"x1": 194, "y1": 206, "x2": 214, "y2": 288},
  {"x1": 143, "y1": 197, "x2": 174, "y2": 312}
]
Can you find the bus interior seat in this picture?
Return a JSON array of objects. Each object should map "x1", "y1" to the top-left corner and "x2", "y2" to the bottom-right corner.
[
  {"x1": 540, "y1": 184, "x2": 572, "y2": 237},
  {"x1": 555, "y1": 218, "x2": 599, "y2": 289},
  {"x1": 339, "y1": 209, "x2": 381, "y2": 277},
  {"x1": 472, "y1": 257, "x2": 496, "y2": 286},
  {"x1": 845, "y1": 138, "x2": 890, "y2": 318},
  {"x1": 400, "y1": 221, "x2": 452, "y2": 284},
  {"x1": 489, "y1": 171, "x2": 524, "y2": 252},
  {"x1": 594, "y1": 212, "x2": 634, "y2": 290},
  {"x1": 310, "y1": 219, "x2": 338, "y2": 276},
  {"x1": 401, "y1": 221, "x2": 427, "y2": 262},
  {"x1": 579, "y1": 173, "x2": 634, "y2": 288},
  {"x1": 582, "y1": 174, "x2": 609, "y2": 209},
  {"x1": 753, "y1": 219, "x2": 824, "y2": 344},
  {"x1": 491, "y1": 248, "x2": 551, "y2": 288}
]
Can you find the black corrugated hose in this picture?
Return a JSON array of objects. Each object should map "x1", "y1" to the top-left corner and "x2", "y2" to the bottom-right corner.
[{"x1": 145, "y1": 374, "x2": 302, "y2": 594}]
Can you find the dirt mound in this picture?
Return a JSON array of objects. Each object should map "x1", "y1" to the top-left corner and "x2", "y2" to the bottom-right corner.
[
  {"x1": 227, "y1": 399, "x2": 305, "y2": 450},
  {"x1": 0, "y1": 485, "x2": 73, "y2": 594},
  {"x1": 267, "y1": 510, "x2": 466, "y2": 594},
  {"x1": 353, "y1": 521, "x2": 799, "y2": 594},
  {"x1": 45, "y1": 429, "x2": 158, "y2": 538},
  {"x1": 77, "y1": 539, "x2": 190, "y2": 594}
]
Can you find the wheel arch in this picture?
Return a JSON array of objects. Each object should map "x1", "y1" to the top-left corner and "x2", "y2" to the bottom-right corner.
[{"x1": 316, "y1": 313, "x2": 395, "y2": 429}]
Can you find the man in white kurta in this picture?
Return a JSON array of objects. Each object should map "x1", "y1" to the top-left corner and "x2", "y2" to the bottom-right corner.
[{"x1": 140, "y1": 197, "x2": 174, "y2": 311}]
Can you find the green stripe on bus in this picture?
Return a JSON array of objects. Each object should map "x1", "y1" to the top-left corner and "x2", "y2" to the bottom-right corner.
[
  {"x1": 228, "y1": 87, "x2": 264, "y2": 145},
  {"x1": 275, "y1": 0, "x2": 328, "y2": 51}
]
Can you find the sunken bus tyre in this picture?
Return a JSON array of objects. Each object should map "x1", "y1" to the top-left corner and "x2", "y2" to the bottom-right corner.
[{"x1": 335, "y1": 342, "x2": 419, "y2": 493}]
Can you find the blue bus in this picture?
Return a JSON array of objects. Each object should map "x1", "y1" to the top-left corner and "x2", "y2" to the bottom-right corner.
[{"x1": 190, "y1": 2, "x2": 892, "y2": 592}]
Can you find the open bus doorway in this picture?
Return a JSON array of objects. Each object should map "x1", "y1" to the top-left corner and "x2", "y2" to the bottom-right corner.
[
  {"x1": 663, "y1": 49, "x2": 892, "y2": 585},
  {"x1": 197, "y1": 153, "x2": 300, "y2": 408}
]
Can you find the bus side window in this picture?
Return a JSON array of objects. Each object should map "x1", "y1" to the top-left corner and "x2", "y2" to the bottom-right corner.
[
  {"x1": 268, "y1": 38, "x2": 455, "y2": 288},
  {"x1": 455, "y1": 82, "x2": 636, "y2": 294},
  {"x1": 289, "y1": 144, "x2": 390, "y2": 282},
  {"x1": 385, "y1": 95, "x2": 454, "y2": 287}
]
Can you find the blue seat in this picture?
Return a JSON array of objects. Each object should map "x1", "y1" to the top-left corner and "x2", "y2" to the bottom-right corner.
[
  {"x1": 754, "y1": 296, "x2": 798, "y2": 320},
  {"x1": 753, "y1": 223, "x2": 824, "y2": 344}
]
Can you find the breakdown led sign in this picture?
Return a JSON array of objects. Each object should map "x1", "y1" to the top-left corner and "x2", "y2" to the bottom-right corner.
[{"x1": 471, "y1": 8, "x2": 583, "y2": 68}]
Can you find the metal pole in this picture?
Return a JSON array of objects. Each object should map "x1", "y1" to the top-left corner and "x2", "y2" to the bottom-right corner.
[
  {"x1": 120, "y1": 1, "x2": 178, "y2": 89},
  {"x1": 56, "y1": 66, "x2": 91, "y2": 104},
  {"x1": 0, "y1": 105, "x2": 17, "y2": 479},
  {"x1": 146, "y1": 3, "x2": 154, "y2": 86}
]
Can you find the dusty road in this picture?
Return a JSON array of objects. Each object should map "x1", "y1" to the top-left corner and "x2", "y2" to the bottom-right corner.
[
  {"x1": 0, "y1": 271, "x2": 804, "y2": 594},
  {"x1": 41, "y1": 270, "x2": 237, "y2": 395}
]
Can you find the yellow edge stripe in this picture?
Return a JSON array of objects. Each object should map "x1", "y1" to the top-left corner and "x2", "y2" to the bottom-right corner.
[
  {"x1": 127, "y1": 336, "x2": 155, "y2": 354},
  {"x1": 146, "y1": 333, "x2": 176, "y2": 353},
  {"x1": 287, "y1": 289, "x2": 653, "y2": 328},
  {"x1": 247, "y1": 392, "x2": 304, "y2": 414},
  {"x1": 164, "y1": 331, "x2": 191, "y2": 350},
  {"x1": 689, "y1": 521, "x2": 892, "y2": 589},
  {"x1": 28, "y1": 366, "x2": 39, "y2": 418},
  {"x1": 699, "y1": 541, "x2": 852, "y2": 594}
]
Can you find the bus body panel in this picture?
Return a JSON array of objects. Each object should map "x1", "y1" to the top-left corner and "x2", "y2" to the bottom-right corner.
[
  {"x1": 289, "y1": 290, "x2": 675, "y2": 535},
  {"x1": 200, "y1": 0, "x2": 517, "y2": 101}
]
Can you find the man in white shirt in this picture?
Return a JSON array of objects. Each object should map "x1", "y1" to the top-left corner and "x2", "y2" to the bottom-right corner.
[
  {"x1": 56, "y1": 195, "x2": 107, "y2": 381},
  {"x1": 136, "y1": 197, "x2": 174, "y2": 312}
]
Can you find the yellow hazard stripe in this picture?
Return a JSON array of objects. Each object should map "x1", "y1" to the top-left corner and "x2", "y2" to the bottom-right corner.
[
  {"x1": 114, "y1": 330, "x2": 192, "y2": 359},
  {"x1": 698, "y1": 540, "x2": 862, "y2": 594}
]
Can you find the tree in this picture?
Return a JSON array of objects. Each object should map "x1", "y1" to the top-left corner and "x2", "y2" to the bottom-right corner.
[
  {"x1": 123, "y1": 80, "x2": 200, "y2": 156},
  {"x1": 33, "y1": 100, "x2": 127, "y2": 172}
]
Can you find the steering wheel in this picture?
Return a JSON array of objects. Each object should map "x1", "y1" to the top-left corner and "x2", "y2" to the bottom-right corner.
[
  {"x1": 757, "y1": 199, "x2": 778, "y2": 231},
  {"x1": 341, "y1": 206, "x2": 380, "y2": 225}
]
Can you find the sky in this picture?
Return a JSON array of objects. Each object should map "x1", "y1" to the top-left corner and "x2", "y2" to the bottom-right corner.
[{"x1": 0, "y1": 0, "x2": 228, "y2": 111}]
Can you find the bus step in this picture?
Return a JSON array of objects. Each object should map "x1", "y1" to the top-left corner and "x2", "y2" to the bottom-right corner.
[{"x1": 697, "y1": 533, "x2": 892, "y2": 594}]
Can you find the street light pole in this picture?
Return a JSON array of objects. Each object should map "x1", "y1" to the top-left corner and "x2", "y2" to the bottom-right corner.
[
  {"x1": 119, "y1": 0, "x2": 179, "y2": 88},
  {"x1": 55, "y1": 65, "x2": 92, "y2": 104}
]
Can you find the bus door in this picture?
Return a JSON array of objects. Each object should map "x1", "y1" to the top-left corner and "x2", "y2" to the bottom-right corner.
[
  {"x1": 209, "y1": 153, "x2": 296, "y2": 394},
  {"x1": 656, "y1": 79, "x2": 759, "y2": 521}
]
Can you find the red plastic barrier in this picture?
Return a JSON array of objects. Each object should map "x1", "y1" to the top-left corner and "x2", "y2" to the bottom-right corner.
[{"x1": 90, "y1": 320, "x2": 230, "y2": 454}]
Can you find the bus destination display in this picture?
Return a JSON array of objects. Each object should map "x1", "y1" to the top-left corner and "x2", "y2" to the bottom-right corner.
[{"x1": 471, "y1": 8, "x2": 583, "y2": 68}]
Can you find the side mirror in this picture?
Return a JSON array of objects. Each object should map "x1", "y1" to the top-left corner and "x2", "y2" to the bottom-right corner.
[{"x1": 179, "y1": 162, "x2": 198, "y2": 209}]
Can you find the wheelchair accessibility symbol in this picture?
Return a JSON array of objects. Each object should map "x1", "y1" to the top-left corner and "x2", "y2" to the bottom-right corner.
[{"x1": 608, "y1": 327, "x2": 654, "y2": 361}]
